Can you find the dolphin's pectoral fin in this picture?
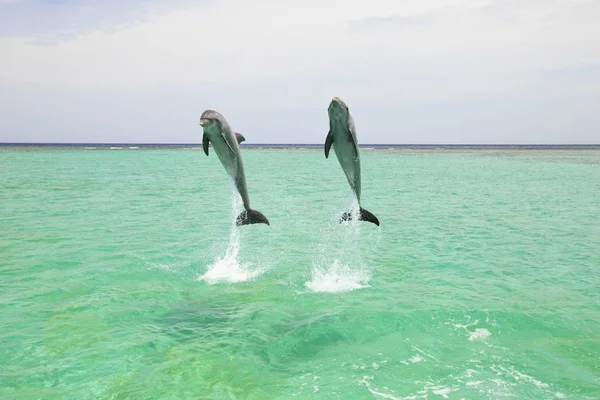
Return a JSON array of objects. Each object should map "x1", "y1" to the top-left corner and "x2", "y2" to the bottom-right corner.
[
  {"x1": 235, "y1": 132, "x2": 246, "y2": 144},
  {"x1": 340, "y1": 207, "x2": 380, "y2": 226},
  {"x1": 202, "y1": 133, "x2": 210, "y2": 156},
  {"x1": 236, "y1": 209, "x2": 270, "y2": 226},
  {"x1": 324, "y1": 130, "x2": 334, "y2": 158}
]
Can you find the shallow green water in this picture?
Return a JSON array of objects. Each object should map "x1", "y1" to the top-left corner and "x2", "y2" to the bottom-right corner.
[{"x1": 1, "y1": 148, "x2": 599, "y2": 399}]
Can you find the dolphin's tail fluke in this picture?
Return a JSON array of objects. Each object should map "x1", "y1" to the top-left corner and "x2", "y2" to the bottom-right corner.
[
  {"x1": 340, "y1": 207, "x2": 380, "y2": 226},
  {"x1": 236, "y1": 208, "x2": 270, "y2": 226}
]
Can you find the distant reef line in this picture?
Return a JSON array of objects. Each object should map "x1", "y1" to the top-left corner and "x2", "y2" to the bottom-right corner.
[{"x1": 1, "y1": 143, "x2": 599, "y2": 150}]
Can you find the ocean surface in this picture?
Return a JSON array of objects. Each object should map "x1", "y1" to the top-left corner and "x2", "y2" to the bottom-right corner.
[{"x1": 1, "y1": 147, "x2": 599, "y2": 399}]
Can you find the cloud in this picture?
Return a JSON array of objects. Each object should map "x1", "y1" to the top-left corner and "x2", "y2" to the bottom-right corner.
[
  {"x1": 2, "y1": 0, "x2": 598, "y2": 90},
  {"x1": 0, "y1": 0, "x2": 599, "y2": 143},
  {"x1": 0, "y1": 0, "x2": 193, "y2": 38}
]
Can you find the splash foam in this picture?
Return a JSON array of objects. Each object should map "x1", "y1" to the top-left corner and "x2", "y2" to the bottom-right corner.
[
  {"x1": 198, "y1": 189, "x2": 265, "y2": 285},
  {"x1": 305, "y1": 259, "x2": 371, "y2": 293}
]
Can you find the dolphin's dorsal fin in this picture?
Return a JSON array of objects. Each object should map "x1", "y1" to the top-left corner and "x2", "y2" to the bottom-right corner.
[
  {"x1": 235, "y1": 132, "x2": 246, "y2": 144},
  {"x1": 324, "y1": 130, "x2": 334, "y2": 158},
  {"x1": 202, "y1": 133, "x2": 210, "y2": 156}
]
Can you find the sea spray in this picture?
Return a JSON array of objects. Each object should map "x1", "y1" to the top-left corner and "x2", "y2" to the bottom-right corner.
[
  {"x1": 305, "y1": 259, "x2": 371, "y2": 293},
  {"x1": 198, "y1": 186, "x2": 266, "y2": 284},
  {"x1": 305, "y1": 197, "x2": 375, "y2": 293}
]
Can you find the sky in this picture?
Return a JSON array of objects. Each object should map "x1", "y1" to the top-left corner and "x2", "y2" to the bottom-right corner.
[{"x1": 1, "y1": 0, "x2": 599, "y2": 144}]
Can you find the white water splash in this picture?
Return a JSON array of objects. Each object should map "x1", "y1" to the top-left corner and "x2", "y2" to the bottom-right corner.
[
  {"x1": 453, "y1": 319, "x2": 492, "y2": 342},
  {"x1": 305, "y1": 259, "x2": 371, "y2": 293},
  {"x1": 345, "y1": 202, "x2": 362, "y2": 223},
  {"x1": 359, "y1": 376, "x2": 416, "y2": 400},
  {"x1": 198, "y1": 191, "x2": 265, "y2": 285},
  {"x1": 468, "y1": 328, "x2": 492, "y2": 341},
  {"x1": 303, "y1": 197, "x2": 375, "y2": 293},
  {"x1": 409, "y1": 355, "x2": 424, "y2": 363},
  {"x1": 339, "y1": 197, "x2": 362, "y2": 227}
]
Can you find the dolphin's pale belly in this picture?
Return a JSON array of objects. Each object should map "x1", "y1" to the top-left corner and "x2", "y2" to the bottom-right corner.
[
  {"x1": 210, "y1": 134, "x2": 239, "y2": 179},
  {"x1": 332, "y1": 133, "x2": 361, "y2": 201},
  {"x1": 207, "y1": 131, "x2": 252, "y2": 209}
]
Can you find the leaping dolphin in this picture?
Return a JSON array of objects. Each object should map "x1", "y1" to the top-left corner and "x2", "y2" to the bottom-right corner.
[
  {"x1": 199, "y1": 109, "x2": 270, "y2": 226},
  {"x1": 325, "y1": 97, "x2": 380, "y2": 226}
]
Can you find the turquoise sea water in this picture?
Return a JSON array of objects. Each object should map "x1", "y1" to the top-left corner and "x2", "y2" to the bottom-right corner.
[{"x1": 1, "y1": 148, "x2": 599, "y2": 399}]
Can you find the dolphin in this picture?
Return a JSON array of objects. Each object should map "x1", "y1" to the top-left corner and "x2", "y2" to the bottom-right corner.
[
  {"x1": 199, "y1": 109, "x2": 270, "y2": 226},
  {"x1": 324, "y1": 97, "x2": 380, "y2": 226}
]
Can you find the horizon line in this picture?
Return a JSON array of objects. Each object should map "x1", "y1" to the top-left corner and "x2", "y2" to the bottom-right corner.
[{"x1": 1, "y1": 142, "x2": 600, "y2": 147}]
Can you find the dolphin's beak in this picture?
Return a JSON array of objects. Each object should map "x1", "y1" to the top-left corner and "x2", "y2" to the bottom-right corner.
[
  {"x1": 199, "y1": 119, "x2": 208, "y2": 127},
  {"x1": 329, "y1": 98, "x2": 339, "y2": 110},
  {"x1": 330, "y1": 97, "x2": 344, "y2": 110}
]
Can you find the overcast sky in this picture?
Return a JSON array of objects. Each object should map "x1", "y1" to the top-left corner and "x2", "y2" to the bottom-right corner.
[{"x1": 1, "y1": 0, "x2": 599, "y2": 144}]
